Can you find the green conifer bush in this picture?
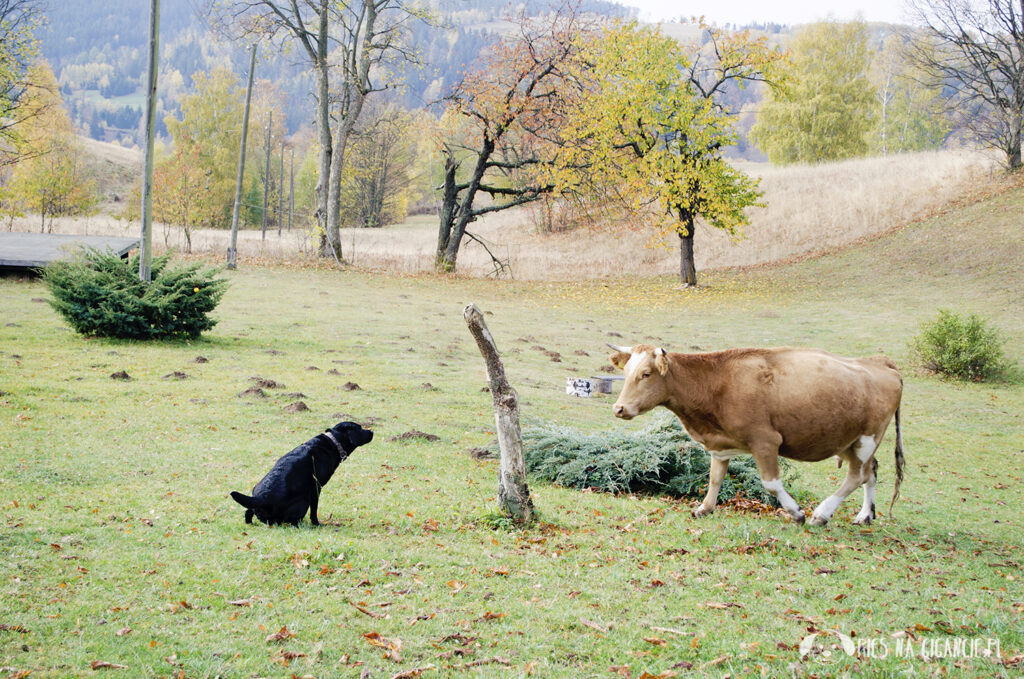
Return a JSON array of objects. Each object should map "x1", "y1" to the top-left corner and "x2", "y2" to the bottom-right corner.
[
  {"x1": 523, "y1": 414, "x2": 791, "y2": 505},
  {"x1": 43, "y1": 249, "x2": 228, "y2": 340}
]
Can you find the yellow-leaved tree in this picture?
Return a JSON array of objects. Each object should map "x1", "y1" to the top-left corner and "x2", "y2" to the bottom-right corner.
[
  {"x1": 559, "y1": 22, "x2": 785, "y2": 286},
  {"x1": 1, "y1": 61, "x2": 96, "y2": 231}
]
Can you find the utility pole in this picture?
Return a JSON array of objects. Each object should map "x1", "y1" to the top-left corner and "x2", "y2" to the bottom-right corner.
[
  {"x1": 138, "y1": 0, "x2": 160, "y2": 282},
  {"x1": 261, "y1": 111, "x2": 272, "y2": 241},
  {"x1": 288, "y1": 147, "x2": 294, "y2": 232},
  {"x1": 228, "y1": 43, "x2": 257, "y2": 270},
  {"x1": 278, "y1": 140, "x2": 285, "y2": 236}
]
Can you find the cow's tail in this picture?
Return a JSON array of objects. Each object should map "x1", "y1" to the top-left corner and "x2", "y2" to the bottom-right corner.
[{"x1": 889, "y1": 406, "x2": 906, "y2": 517}]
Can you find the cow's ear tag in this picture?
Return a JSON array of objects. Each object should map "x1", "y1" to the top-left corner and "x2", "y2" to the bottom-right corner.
[
  {"x1": 654, "y1": 347, "x2": 669, "y2": 375},
  {"x1": 610, "y1": 351, "x2": 630, "y2": 370}
]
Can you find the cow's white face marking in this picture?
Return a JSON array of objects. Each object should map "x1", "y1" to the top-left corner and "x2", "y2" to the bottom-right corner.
[
  {"x1": 624, "y1": 351, "x2": 646, "y2": 378},
  {"x1": 854, "y1": 435, "x2": 877, "y2": 463},
  {"x1": 761, "y1": 478, "x2": 803, "y2": 520}
]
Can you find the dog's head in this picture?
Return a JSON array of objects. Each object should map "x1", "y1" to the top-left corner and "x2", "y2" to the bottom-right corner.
[{"x1": 328, "y1": 421, "x2": 374, "y2": 453}]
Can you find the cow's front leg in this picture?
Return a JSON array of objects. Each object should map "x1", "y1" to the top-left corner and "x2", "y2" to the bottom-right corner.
[
  {"x1": 694, "y1": 455, "x2": 730, "y2": 517},
  {"x1": 751, "y1": 442, "x2": 805, "y2": 524}
]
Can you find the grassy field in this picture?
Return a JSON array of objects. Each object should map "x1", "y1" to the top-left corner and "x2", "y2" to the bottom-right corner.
[{"x1": 1, "y1": 184, "x2": 1022, "y2": 678}]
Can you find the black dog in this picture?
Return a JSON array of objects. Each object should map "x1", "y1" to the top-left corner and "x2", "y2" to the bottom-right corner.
[{"x1": 230, "y1": 421, "x2": 373, "y2": 526}]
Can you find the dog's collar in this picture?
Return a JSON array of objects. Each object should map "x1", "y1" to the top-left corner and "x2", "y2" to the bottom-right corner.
[{"x1": 323, "y1": 430, "x2": 346, "y2": 457}]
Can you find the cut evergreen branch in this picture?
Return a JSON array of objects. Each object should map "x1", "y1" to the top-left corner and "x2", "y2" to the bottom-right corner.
[
  {"x1": 43, "y1": 248, "x2": 228, "y2": 340},
  {"x1": 522, "y1": 414, "x2": 794, "y2": 506}
]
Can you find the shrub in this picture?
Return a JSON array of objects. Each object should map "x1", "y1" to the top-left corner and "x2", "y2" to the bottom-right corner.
[
  {"x1": 911, "y1": 309, "x2": 1010, "y2": 381},
  {"x1": 522, "y1": 414, "x2": 794, "y2": 506},
  {"x1": 44, "y1": 248, "x2": 228, "y2": 340}
]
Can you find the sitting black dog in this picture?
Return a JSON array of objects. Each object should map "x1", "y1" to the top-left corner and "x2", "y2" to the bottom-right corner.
[{"x1": 230, "y1": 421, "x2": 373, "y2": 526}]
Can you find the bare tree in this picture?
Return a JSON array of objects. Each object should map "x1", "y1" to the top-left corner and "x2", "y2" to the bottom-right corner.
[
  {"x1": 211, "y1": 0, "x2": 427, "y2": 259},
  {"x1": 907, "y1": 0, "x2": 1024, "y2": 169},
  {"x1": 435, "y1": 6, "x2": 590, "y2": 274}
]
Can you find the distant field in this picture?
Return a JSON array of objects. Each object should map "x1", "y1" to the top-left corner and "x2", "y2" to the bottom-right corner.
[
  {"x1": 1, "y1": 171, "x2": 1021, "y2": 677},
  {"x1": 15, "y1": 148, "x2": 999, "y2": 280}
]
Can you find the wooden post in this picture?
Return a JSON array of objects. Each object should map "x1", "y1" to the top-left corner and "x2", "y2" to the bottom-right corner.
[
  {"x1": 277, "y1": 140, "x2": 285, "y2": 236},
  {"x1": 261, "y1": 111, "x2": 272, "y2": 241},
  {"x1": 138, "y1": 0, "x2": 160, "y2": 282},
  {"x1": 463, "y1": 303, "x2": 535, "y2": 524},
  {"x1": 228, "y1": 43, "x2": 257, "y2": 270},
  {"x1": 288, "y1": 147, "x2": 294, "y2": 232}
]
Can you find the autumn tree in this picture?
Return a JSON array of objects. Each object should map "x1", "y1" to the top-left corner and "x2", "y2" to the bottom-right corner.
[
  {"x1": 1, "y1": 62, "x2": 96, "y2": 231},
  {"x1": 435, "y1": 7, "x2": 589, "y2": 274},
  {"x1": 213, "y1": 0, "x2": 428, "y2": 260},
  {"x1": 152, "y1": 145, "x2": 218, "y2": 252},
  {"x1": 0, "y1": 0, "x2": 44, "y2": 166},
  {"x1": 163, "y1": 68, "x2": 285, "y2": 229},
  {"x1": 341, "y1": 103, "x2": 423, "y2": 228},
  {"x1": 751, "y1": 20, "x2": 876, "y2": 165},
  {"x1": 870, "y1": 34, "x2": 950, "y2": 154},
  {"x1": 563, "y1": 22, "x2": 784, "y2": 286},
  {"x1": 906, "y1": 0, "x2": 1024, "y2": 169}
]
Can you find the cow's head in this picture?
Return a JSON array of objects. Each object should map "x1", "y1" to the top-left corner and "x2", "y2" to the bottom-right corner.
[{"x1": 609, "y1": 343, "x2": 670, "y2": 419}]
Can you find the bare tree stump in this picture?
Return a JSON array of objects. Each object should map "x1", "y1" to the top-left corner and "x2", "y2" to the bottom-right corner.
[{"x1": 463, "y1": 303, "x2": 535, "y2": 524}]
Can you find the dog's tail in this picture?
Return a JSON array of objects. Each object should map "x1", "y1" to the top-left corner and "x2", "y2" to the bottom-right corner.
[{"x1": 230, "y1": 491, "x2": 263, "y2": 509}]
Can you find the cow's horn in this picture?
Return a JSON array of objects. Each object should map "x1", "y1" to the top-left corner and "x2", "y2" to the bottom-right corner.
[
  {"x1": 655, "y1": 347, "x2": 666, "y2": 356},
  {"x1": 607, "y1": 343, "x2": 632, "y2": 353}
]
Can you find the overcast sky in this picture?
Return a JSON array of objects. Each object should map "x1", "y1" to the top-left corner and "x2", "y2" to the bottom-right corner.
[{"x1": 625, "y1": 0, "x2": 911, "y2": 26}]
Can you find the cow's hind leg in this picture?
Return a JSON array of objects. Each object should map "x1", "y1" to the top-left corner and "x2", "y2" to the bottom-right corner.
[
  {"x1": 751, "y1": 441, "x2": 805, "y2": 524},
  {"x1": 853, "y1": 457, "x2": 878, "y2": 525},
  {"x1": 810, "y1": 436, "x2": 877, "y2": 526}
]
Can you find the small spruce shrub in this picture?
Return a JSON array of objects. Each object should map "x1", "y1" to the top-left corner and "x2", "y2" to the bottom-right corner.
[
  {"x1": 911, "y1": 309, "x2": 1011, "y2": 382},
  {"x1": 522, "y1": 414, "x2": 794, "y2": 506},
  {"x1": 44, "y1": 248, "x2": 228, "y2": 340}
]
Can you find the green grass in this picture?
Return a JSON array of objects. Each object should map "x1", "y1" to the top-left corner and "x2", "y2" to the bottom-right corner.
[{"x1": 1, "y1": 187, "x2": 1022, "y2": 678}]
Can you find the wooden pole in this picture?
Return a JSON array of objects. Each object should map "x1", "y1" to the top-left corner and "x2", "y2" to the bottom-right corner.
[
  {"x1": 288, "y1": 147, "x2": 294, "y2": 232},
  {"x1": 463, "y1": 303, "x2": 534, "y2": 524},
  {"x1": 261, "y1": 111, "x2": 272, "y2": 241},
  {"x1": 227, "y1": 43, "x2": 257, "y2": 270},
  {"x1": 138, "y1": 0, "x2": 160, "y2": 282},
  {"x1": 277, "y1": 140, "x2": 285, "y2": 236}
]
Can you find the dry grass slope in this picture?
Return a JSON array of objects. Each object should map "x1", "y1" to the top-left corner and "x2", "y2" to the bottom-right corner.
[{"x1": 11, "y1": 147, "x2": 997, "y2": 279}]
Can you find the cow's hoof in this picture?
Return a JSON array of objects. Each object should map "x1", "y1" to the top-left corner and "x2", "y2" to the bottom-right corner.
[
  {"x1": 692, "y1": 505, "x2": 714, "y2": 518},
  {"x1": 793, "y1": 512, "x2": 806, "y2": 525},
  {"x1": 853, "y1": 515, "x2": 873, "y2": 526},
  {"x1": 808, "y1": 515, "x2": 829, "y2": 526}
]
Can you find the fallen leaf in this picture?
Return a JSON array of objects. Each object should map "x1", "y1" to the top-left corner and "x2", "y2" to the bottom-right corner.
[
  {"x1": 643, "y1": 636, "x2": 668, "y2": 646},
  {"x1": 351, "y1": 601, "x2": 385, "y2": 619},
  {"x1": 265, "y1": 625, "x2": 295, "y2": 643},
  {"x1": 479, "y1": 611, "x2": 505, "y2": 621},
  {"x1": 115, "y1": 627, "x2": 131, "y2": 636},
  {"x1": 489, "y1": 565, "x2": 510, "y2": 577},
  {"x1": 638, "y1": 672, "x2": 677, "y2": 679},
  {"x1": 90, "y1": 660, "x2": 128, "y2": 670},
  {"x1": 580, "y1": 618, "x2": 609, "y2": 633},
  {"x1": 364, "y1": 631, "x2": 402, "y2": 662},
  {"x1": 227, "y1": 599, "x2": 251, "y2": 607},
  {"x1": 463, "y1": 656, "x2": 511, "y2": 668},
  {"x1": 391, "y1": 664, "x2": 437, "y2": 678},
  {"x1": 446, "y1": 580, "x2": 466, "y2": 593},
  {"x1": 705, "y1": 602, "x2": 743, "y2": 610}
]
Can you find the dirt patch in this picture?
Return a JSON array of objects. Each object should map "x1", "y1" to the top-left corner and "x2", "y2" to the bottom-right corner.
[
  {"x1": 283, "y1": 401, "x2": 310, "y2": 413},
  {"x1": 238, "y1": 386, "x2": 267, "y2": 398},
  {"x1": 193, "y1": 356, "x2": 209, "y2": 363},
  {"x1": 283, "y1": 392, "x2": 307, "y2": 399},
  {"x1": 249, "y1": 377, "x2": 283, "y2": 389},
  {"x1": 389, "y1": 430, "x2": 440, "y2": 443},
  {"x1": 341, "y1": 382, "x2": 362, "y2": 391},
  {"x1": 162, "y1": 371, "x2": 188, "y2": 380},
  {"x1": 421, "y1": 382, "x2": 439, "y2": 391},
  {"x1": 573, "y1": 350, "x2": 590, "y2": 357},
  {"x1": 110, "y1": 371, "x2": 132, "y2": 381},
  {"x1": 466, "y1": 447, "x2": 497, "y2": 460},
  {"x1": 306, "y1": 366, "x2": 320, "y2": 371}
]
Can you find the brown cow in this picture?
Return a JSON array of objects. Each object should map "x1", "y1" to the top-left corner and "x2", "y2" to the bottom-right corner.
[{"x1": 609, "y1": 344, "x2": 905, "y2": 525}]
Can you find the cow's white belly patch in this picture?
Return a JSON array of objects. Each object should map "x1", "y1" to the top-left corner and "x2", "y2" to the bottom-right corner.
[{"x1": 854, "y1": 435, "x2": 877, "y2": 463}]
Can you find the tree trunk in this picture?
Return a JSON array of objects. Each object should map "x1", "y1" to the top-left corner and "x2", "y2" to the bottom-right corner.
[
  {"x1": 436, "y1": 138, "x2": 493, "y2": 272},
  {"x1": 435, "y1": 152, "x2": 459, "y2": 269},
  {"x1": 678, "y1": 211, "x2": 697, "y2": 287},
  {"x1": 313, "y1": 11, "x2": 332, "y2": 256},
  {"x1": 261, "y1": 111, "x2": 271, "y2": 240},
  {"x1": 463, "y1": 303, "x2": 535, "y2": 524}
]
